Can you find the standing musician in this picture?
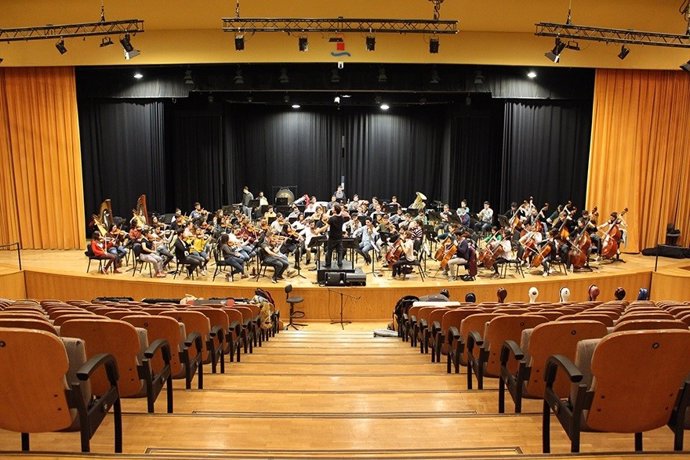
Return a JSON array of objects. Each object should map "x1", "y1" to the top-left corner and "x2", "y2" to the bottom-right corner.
[
  {"x1": 391, "y1": 231, "x2": 416, "y2": 278},
  {"x1": 324, "y1": 204, "x2": 348, "y2": 269},
  {"x1": 474, "y1": 201, "x2": 494, "y2": 233},
  {"x1": 241, "y1": 186, "x2": 254, "y2": 218}
]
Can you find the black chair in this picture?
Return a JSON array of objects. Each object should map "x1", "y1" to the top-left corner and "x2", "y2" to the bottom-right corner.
[
  {"x1": 212, "y1": 247, "x2": 233, "y2": 282},
  {"x1": 496, "y1": 257, "x2": 524, "y2": 278},
  {"x1": 285, "y1": 284, "x2": 306, "y2": 330},
  {"x1": 172, "y1": 256, "x2": 195, "y2": 280},
  {"x1": 131, "y1": 243, "x2": 154, "y2": 278},
  {"x1": 254, "y1": 248, "x2": 271, "y2": 282},
  {"x1": 400, "y1": 255, "x2": 425, "y2": 281},
  {"x1": 84, "y1": 245, "x2": 110, "y2": 274}
]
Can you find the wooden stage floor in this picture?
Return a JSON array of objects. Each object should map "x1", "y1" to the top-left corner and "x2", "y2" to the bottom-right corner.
[
  {"x1": 0, "y1": 325, "x2": 689, "y2": 459},
  {"x1": 1, "y1": 248, "x2": 689, "y2": 320}
]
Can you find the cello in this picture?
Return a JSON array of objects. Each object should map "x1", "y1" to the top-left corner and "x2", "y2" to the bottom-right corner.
[
  {"x1": 600, "y1": 208, "x2": 628, "y2": 260},
  {"x1": 435, "y1": 236, "x2": 457, "y2": 271},
  {"x1": 386, "y1": 238, "x2": 404, "y2": 265}
]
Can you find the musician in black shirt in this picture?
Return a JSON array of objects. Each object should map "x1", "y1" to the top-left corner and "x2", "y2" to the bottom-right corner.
[{"x1": 324, "y1": 204, "x2": 348, "y2": 268}]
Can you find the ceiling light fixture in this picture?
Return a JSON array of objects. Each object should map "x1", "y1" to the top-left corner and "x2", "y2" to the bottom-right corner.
[
  {"x1": 617, "y1": 45, "x2": 630, "y2": 60},
  {"x1": 55, "y1": 38, "x2": 67, "y2": 55},
  {"x1": 429, "y1": 36, "x2": 440, "y2": 54},
  {"x1": 527, "y1": 70, "x2": 537, "y2": 79},
  {"x1": 99, "y1": 36, "x2": 113, "y2": 47},
  {"x1": 235, "y1": 34, "x2": 245, "y2": 51},
  {"x1": 298, "y1": 36, "x2": 308, "y2": 52},
  {"x1": 291, "y1": 104, "x2": 301, "y2": 109},
  {"x1": 545, "y1": 37, "x2": 566, "y2": 62},
  {"x1": 681, "y1": 60, "x2": 690, "y2": 72},
  {"x1": 366, "y1": 35, "x2": 376, "y2": 51},
  {"x1": 380, "y1": 103, "x2": 390, "y2": 111},
  {"x1": 133, "y1": 72, "x2": 143, "y2": 79},
  {"x1": 120, "y1": 34, "x2": 140, "y2": 59},
  {"x1": 279, "y1": 67, "x2": 289, "y2": 84}
]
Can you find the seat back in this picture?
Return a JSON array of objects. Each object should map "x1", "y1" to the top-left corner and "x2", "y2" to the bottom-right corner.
[
  {"x1": 558, "y1": 314, "x2": 614, "y2": 327},
  {"x1": 61, "y1": 319, "x2": 144, "y2": 397},
  {"x1": 160, "y1": 311, "x2": 211, "y2": 361},
  {"x1": 460, "y1": 313, "x2": 503, "y2": 364},
  {"x1": 483, "y1": 315, "x2": 548, "y2": 377},
  {"x1": 617, "y1": 312, "x2": 674, "y2": 323},
  {"x1": 191, "y1": 308, "x2": 230, "y2": 349},
  {"x1": 524, "y1": 320, "x2": 608, "y2": 398},
  {"x1": 54, "y1": 314, "x2": 106, "y2": 326},
  {"x1": 123, "y1": 315, "x2": 185, "y2": 377},
  {"x1": 0, "y1": 311, "x2": 49, "y2": 321},
  {"x1": 612, "y1": 319, "x2": 688, "y2": 332},
  {"x1": 525, "y1": 310, "x2": 562, "y2": 321},
  {"x1": 0, "y1": 328, "x2": 74, "y2": 433},
  {"x1": 585, "y1": 330, "x2": 690, "y2": 432},
  {"x1": 438, "y1": 308, "x2": 482, "y2": 355},
  {"x1": 0, "y1": 318, "x2": 58, "y2": 335}
]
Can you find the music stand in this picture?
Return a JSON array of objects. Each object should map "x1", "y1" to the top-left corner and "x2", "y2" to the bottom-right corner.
[
  {"x1": 342, "y1": 237, "x2": 357, "y2": 265},
  {"x1": 308, "y1": 236, "x2": 326, "y2": 270},
  {"x1": 292, "y1": 244, "x2": 307, "y2": 279},
  {"x1": 426, "y1": 210, "x2": 441, "y2": 224}
]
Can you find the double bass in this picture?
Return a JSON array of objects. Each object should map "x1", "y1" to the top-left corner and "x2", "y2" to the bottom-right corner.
[
  {"x1": 568, "y1": 207, "x2": 597, "y2": 270},
  {"x1": 600, "y1": 208, "x2": 628, "y2": 260}
]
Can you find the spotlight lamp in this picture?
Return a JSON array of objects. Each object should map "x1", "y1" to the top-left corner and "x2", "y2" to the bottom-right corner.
[
  {"x1": 617, "y1": 45, "x2": 630, "y2": 60},
  {"x1": 100, "y1": 37, "x2": 113, "y2": 47},
  {"x1": 298, "y1": 36, "x2": 308, "y2": 52},
  {"x1": 235, "y1": 34, "x2": 245, "y2": 51},
  {"x1": 681, "y1": 60, "x2": 690, "y2": 72},
  {"x1": 545, "y1": 38, "x2": 566, "y2": 63},
  {"x1": 366, "y1": 35, "x2": 376, "y2": 51},
  {"x1": 55, "y1": 38, "x2": 67, "y2": 55},
  {"x1": 120, "y1": 33, "x2": 140, "y2": 59},
  {"x1": 429, "y1": 36, "x2": 440, "y2": 54}
]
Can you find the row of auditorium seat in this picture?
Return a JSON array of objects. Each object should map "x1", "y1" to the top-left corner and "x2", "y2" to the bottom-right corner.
[
  {"x1": 397, "y1": 298, "x2": 690, "y2": 454},
  {"x1": 0, "y1": 297, "x2": 279, "y2": 454}
]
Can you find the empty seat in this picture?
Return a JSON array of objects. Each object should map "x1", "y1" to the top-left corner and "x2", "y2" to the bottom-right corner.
[
  {"x1": 611, "y1": 319, "x2": 688, "y2": 332},
  {"x1": 543, "y1": 330, "x2": 690, "y2": 453},
  {"x1": 160, "y1": 310, "x2": 222, "y2": 373},
  {"x1": 0, "y1": 327, "x2": 122, "y2": 453}
]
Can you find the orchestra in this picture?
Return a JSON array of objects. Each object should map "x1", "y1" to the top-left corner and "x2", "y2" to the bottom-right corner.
[{"x1": 89, "y1": 190, "x2": 628, "y2": 282}]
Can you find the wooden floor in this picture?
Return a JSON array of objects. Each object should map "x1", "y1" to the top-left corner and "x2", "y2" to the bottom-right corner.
[{"x1": 1, "y1": 323, "x2": 689, "y2": 460}]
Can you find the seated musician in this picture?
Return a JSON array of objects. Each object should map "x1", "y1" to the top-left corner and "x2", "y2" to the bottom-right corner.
[
  {"x1": 106, "y1": 224, "x2": 128, "y2": 263},
  {"x1": 229, "y1": 227, "x2": 255, "y2": 261},
  {"x1": 474, "y1": 201, "x2": 494, "y2": 233},
  {"x1": 347, "y1": 194, "x2": 361, "y2": 213},
  {"x1": 517, "y1": 222, "x2": 543, "y2": 264},
  {"x1": 391, "y1": 231, "x2": 416, "y2": 278},
  {"x1": 190, "y1": 228, "x2": 211, "y2": 275},
  {"x1": 456, "y1": 199, "x2": 471, "y2": 229},
  {"x1": 388, "y1": 195, "x2": 401, "y2": 213},
  {"x1": 287, "y1": 204, "x2": 300, "y2": 220},
  {"x1": 369, "y1": 203, "x2": 385, "y2": 222},
  {"x1": 139, "y1": 228, "x2": 166, "y2": 278},
  {"x1": 389, "y1": 207, "x2": 404, "y2": 226},
  {"x1": 539, "y1": 229, "x2": 568, "y2": 276},
  {"x1": 264, "y1": 205, "x2": 277, "y2": 220},
  {"x1": 260, "y1": 233, "x2": 292, "y2": 283},
  {"x1": 270, "y1": 214, "x2": 285, "y2": 233},
  {"x1": 218, "y1": 233, "x2": 249, "y2": 279},
  {"x1": 190, "y1": 202, "x2": 209, "y2": 225},
  {"x1": 491, "y1": 230, "x2": 515, "y2": 277},
  {"x1": 414, "y1": 209, "x2": 428, "y2": 226},
  {"x1": 173, "y1": 228, "x2": 204, "y2": 279},
  {"x1": 151, "y1": 226, "x2": 174, "y2": 268},
  {"x1": 334, "y1": 185, "x2": 346, "y2": 203},
  {"x1": 447, "y1": 231, "x2": 471, "y2": 281},
  {"x1": 170, "y1": 208, "x2": 182, "y2": 226},
  {"x1": 353, "y1": 218, "x2": 377, "y2": 265},
  {"x1": 327, "y1": 195, "x2": 338, "y2": 210},
  {"x1": 435, "y1": 204, "x2": 453, "y2": 234},
  {"x1": 90, "y1": 230, "x2": 120, "y2": 274},
  {"x1": 409, "y1": 220, "x2": 424, "y2": 251}
]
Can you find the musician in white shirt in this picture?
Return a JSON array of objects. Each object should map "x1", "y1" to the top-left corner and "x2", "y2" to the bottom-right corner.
[{"x1": 474, "y1": 201, "x2": 494, "y2": 233}]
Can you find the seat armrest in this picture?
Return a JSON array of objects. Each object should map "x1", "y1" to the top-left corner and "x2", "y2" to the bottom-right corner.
[
  {"x1": 184, "y1": 332, "x2": 203, "y2": 355},
  {"x1": 144, "y1": 338, "x2": 172, "y2": 365},
  {"x1": 467, "y1": 330, "x2": 484, "y2": 352},
  {"x1": 500, "y1": 340, "x2": 524, "y2": 366},
  {"x1": 544, "y1": 354, "x2": 583, "y2": 388},
  {"x1": 77, "y1": 353, "x2": 119, "y2": 386}
]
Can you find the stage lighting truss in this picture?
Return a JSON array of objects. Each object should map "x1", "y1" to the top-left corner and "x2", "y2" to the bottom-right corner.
[
  {"x1": 535, "y1": 22, "x2": 690, "y2": 49},
  {"x1": 0, "y1": 19, "x2": 144, "y2": 43},
  {"x1": 222, "y1": 17, "x2": 458, "y2": 35}
]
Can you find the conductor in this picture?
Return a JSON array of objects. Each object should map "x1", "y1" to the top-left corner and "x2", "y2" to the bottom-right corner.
[{"x1": 324, "y1": 204, "x2": 348, "y2": 268}]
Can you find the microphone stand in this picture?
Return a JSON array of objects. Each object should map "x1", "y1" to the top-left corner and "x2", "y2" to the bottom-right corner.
[
  {"x1": 292, "y1": 244, "x2": 307, "y2": 279},
  {"x1": 328, "y1": 288, "x2": 360, "y2": 329}
]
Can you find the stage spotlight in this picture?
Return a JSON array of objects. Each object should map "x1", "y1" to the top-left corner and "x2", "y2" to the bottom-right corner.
[
  {"x1": 279, "y1": 67, "x2": 289, "y2": 84},
  {"x1": 473, "y1": 70, "x2": 485, "y2": 85},
  {"x1": 334, "y1": 96, "x2": 341, "y2": 104},
  {"x1": 120, "y1": 34, "x2": 140, "y2": 59},
  {"x1": 380, "y1": 103, "x2": 390, "y2": 111},
  {"x1": 0, "y1": 58, "x2": 3, "y2": 64},
  {"x1": 617, "y1": 45, "x2": 630, "y2": 60},
  {"x1": 235, "y1": 34, "x2": 245, "y2": 51},
  {"x1": 183, "y1": 69, "x2": 194, "y2": 85},
  {"x1": 100, "y1": 37, "x2": 113, "y2": 48},
  {"x1": 366, "y1": 35, "x2": 376, "y2": 51},
  {"x1": 545, "y1": 38, "x2": 566, "y2": 63},
  {"x1": 55, "y1": 39, "x2": 67, "y2": 55},
  {"x1": 527, "y1": 70, "x2": 537, "y2": 79},
  {"x1": 298, "y1": 36, "x2": 308, "y2": 52},
  {"x1": 681, "y1": 60, "x2": 690, "y2": 72},
  {"x1": 429, "y1": 36, "x2": 439, "y2": 54},
  {"x1": 291, "y1": 104, "x2": 301, "y2": 109},
  {"x1": 133, "y1": 72, "x2": 143, "y2": 79}
]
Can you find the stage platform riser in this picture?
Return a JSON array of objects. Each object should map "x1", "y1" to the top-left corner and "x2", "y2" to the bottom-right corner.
[{"x1": 20, "y1": 269, "x2": 654, "y2": 321}]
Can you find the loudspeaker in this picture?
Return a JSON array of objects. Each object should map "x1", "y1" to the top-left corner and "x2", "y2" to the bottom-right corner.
[
  {"x1": 325, "y1": 272, "x2": 345, "y2": 286},
  {"x1": 345, "y1": 271, "x2": 367, "y2": 286}
]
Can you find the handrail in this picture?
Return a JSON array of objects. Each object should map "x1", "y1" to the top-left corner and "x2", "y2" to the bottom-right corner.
[{"x1": 0, "y1": 242, "x2": 22, "y2": 270}]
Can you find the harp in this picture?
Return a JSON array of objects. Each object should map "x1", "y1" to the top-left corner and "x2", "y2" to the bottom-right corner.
[
  {"x1": 132, "y1": 194, "x2": 150, "y2": 228},
  {"x1": 92, "y1": 199, "x2": 112, "y2": 234}
]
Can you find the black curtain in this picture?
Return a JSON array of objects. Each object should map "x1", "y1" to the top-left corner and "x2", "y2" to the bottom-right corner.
[
  {"x1": 447, "y1": 101, "x2": 504, "y2": 212},
  {"x1": 79, "y1": 99, "x2": 166, "y2": 223},
  {"x1": 500, "y1": 100, "x2": 592, "y2": 212},
  {"x1": 166, "y1": 104, "x2": 226, "y2": 213},
  {"x1": 343, "y1": 108, "x2": 445, "y2": 205}
]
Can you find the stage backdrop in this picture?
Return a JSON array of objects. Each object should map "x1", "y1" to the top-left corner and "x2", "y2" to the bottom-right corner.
[{"x1": 77, "y1": 66, "x2": 593, "y2": 228}]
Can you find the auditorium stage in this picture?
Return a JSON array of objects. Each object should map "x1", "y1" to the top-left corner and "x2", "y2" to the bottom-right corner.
[{"x1": 1, "y1": 248, "x2": 689, "y2": 321}]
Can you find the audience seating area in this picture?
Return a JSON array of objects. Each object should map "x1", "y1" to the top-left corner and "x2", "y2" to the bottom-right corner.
[
  {"x1": 396, "y1": 297, "x2": 690, "y2": 454},
  {"x1": 0, "y1": 295, "x2": 279, "y2": 453}
]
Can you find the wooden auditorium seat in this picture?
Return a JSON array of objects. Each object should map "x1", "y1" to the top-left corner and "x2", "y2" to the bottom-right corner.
[
  {"x1": 160, "y1": 310, "x2": 222, "y2": 373},
  {"x1": 437, "y1": 308, "x2": 483, "y2": 371},
  {"x1": 232, "y1": 306, "x2": 258, "y2": 354},
  {"x1": 543, "y1": 330, "x2": 690, "y2": 453},
  {"x1": 222, "y1": 307, "x2": 247, "y2": 362},
  {"x1": 0, "y1": 327, "x2": 122, "y2": 453},
  {"x1": 0, "y1": 318, "x2": 58, "y2": 335},
  {"x1": 60, "y1": 319, "x2": 173, "y2": 414},
  {"x1": 611, "y1": 318, "x2": 688, "y2": 332},
  {"x1": 466, "y1": 314, "x2": 548, "y2": 390},
  {"x1": 452, "y1": 312, "x2": 503, "y2": 379},
  {"x1": 190, "y1": 307, "x2": 232, "y2": 373},
  {"x1": 498, "y1": 320, "x2": 608, "y2": 413},
  {"x1": 557, "y1": 313, "x2": 615, "y2": 327},
  {"x1": 123, "y1": 315, "x2": 203, "y2": 390}
]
